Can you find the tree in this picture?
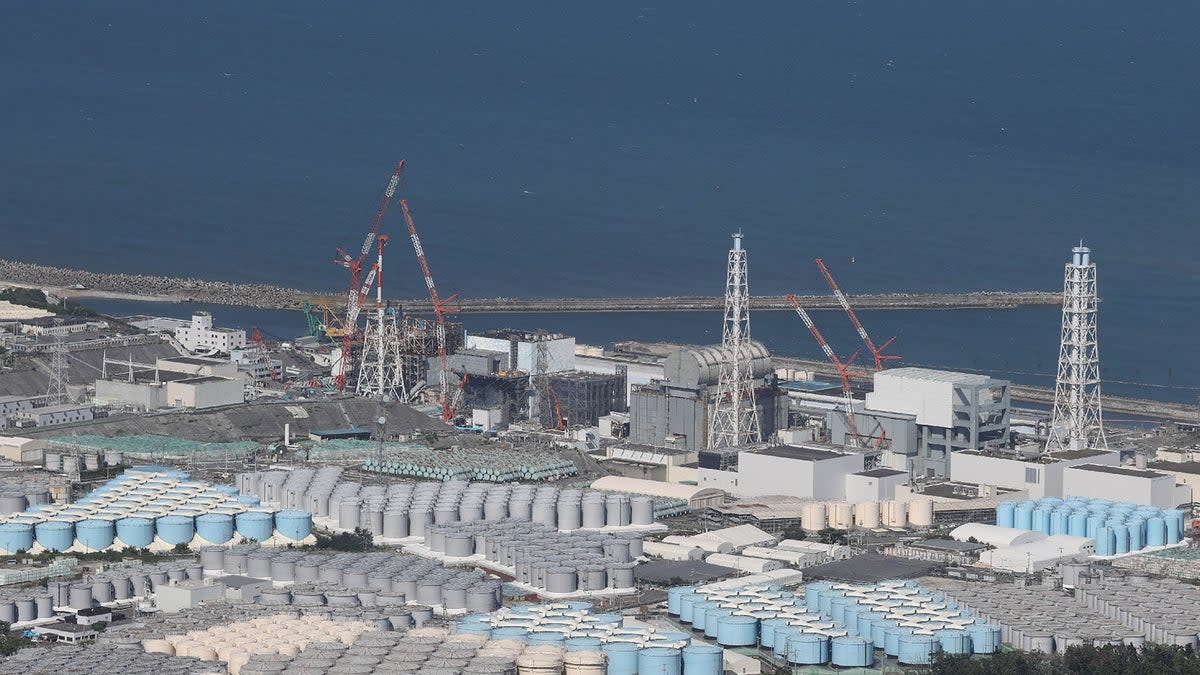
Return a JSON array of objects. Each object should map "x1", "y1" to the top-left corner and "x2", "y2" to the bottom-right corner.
[
  {"x1": 172, "y1": 543, "x2": 190, "y2": 554},
  {"x1": 781, "y1": 525, "x2": 807, "y2": 541},
  {"x1": 91, "y1": 621, "x2": 107, "y2": 632},
  {"x1": 315, "y1": 527, "x2": 374, "y2": 552},
  {"x1": 817, "y1": 528, "x2": 849, "y2": 545}
]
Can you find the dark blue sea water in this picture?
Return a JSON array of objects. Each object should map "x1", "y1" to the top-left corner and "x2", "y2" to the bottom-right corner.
[{"x1": 3, "y1": 3, "x2": 1199, "y2": 403}]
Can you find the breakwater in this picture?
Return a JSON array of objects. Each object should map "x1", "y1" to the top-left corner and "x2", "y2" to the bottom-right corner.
[{"x1": 0, "y1": 259, "x2": 1059, "y2": 314}]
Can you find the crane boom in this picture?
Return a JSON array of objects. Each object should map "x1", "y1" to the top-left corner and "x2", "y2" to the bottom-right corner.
[
  {"x1": 814, "y1": 258, "x2": 899, "y2": 371},
  {"x1": 399, "y1": 199, "x2": 458, "y2": 422},
  {"x1": 331, "y1": 161, "x2": 406, "y2": 392},
  {"x1": 785, "y1": 293, "x2": 864, "y2": 447}
]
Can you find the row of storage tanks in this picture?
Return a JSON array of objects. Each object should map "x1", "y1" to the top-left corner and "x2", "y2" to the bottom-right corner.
[
  {"x1": 360, "y1": 447, "x2": 578, "y2": 482},
  {"x1": 666, "y1": 579, "x2": 1001, "y2": 668},
  {"x1": 0, "y1": 476, "x2": 52, "y2": 516},
  {"x1": 794, "y1": 498, "x2": 935, "y2": 531},
  {"x1": 997, "y1": 497, "x2": 1187, "y2": 554},
  {"x1": 206, "y1": 546, "x2": 503, "y2": 614},
  {"x1": 455, "y1": 601, "x2": 723, "y2": 675},
  {"x1": 425, "y1": 519, "x2": 640, "y2": 594},
  {"x1": 240, "y1": 467, "x2": 657, "y2": 538},
  {"x1": 0, "y1": 468, "x2": 313, "y2": 553},
  {"x1": 42, "y1": 448, "x2": 125, "y2": 473},
  {"x1": 1, "y1": 640, "x2": 217, "y2": 675},
  {"x1": 941, "y1": 574, "x2": 1200, "y2": 653}
]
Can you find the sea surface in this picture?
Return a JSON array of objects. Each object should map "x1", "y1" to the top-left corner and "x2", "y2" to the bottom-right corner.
[{"x1": 3, "y1": 3, "x2": 1199, "y2": 403}]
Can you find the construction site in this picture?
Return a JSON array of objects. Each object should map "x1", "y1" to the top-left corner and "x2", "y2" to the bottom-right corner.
[{"x1": 2, "y1": 161, "x2": 1200, "y2": 674}]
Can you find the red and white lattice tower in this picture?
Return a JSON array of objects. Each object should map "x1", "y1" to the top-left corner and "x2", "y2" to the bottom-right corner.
[{"x1": 1046, "y1": 243, "x2": 1107, "y2": 453}]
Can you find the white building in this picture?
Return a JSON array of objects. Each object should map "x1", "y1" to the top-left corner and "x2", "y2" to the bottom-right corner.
[
  {"x1": 950, "y1": 448, "x2": 1120, "y2": 500},
  {"x1": 165, "y1": 376, "x2": 244, "y2": 409},
  {"x1": 175, "y1": 312, "x2": 246, "y2": 353},
  {"x1": 589, "y1": 475, "x2": 725, "y2": 511},
  {"x1": 157, "y1": 356, "x2": 240, "y2": 379},
  {"x1": 865, "y1": 367, "x2": 1010, "y2": 478},
  {"x1": 1062, "y1": 463, "x2": 1182, "y2": 509},
  {"x1": 699, "y1": 445, "x2": 865, "y2": 500},
  {"x1": 0, "y1": 436, "x2": 49, "y2": 463},
  {"x1": 979, "y1": 534, "x2": 1095, "y2": 572},
  {"x1": 845, "y1": 468, "x2": 909, "y2": 501},
  {"x1": 465, "y1": 329, "x2": 575, "y2": 374}
]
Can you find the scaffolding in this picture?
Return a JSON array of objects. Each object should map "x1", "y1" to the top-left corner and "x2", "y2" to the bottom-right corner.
[{"x1": 548, "y1": 371, "x2": 627, "y2": 428}]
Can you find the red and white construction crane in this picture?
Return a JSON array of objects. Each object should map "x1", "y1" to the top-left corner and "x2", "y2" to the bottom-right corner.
[
  {"x1": 785, "y1": 293, "x2": 866, "y2": 448},
  {"x1": 332, "y1": 161, "x2": 406, "y2": 392},
  {"x1": 399, "y1": 198, "x2": 459, "y2": 423},
  {"x1": 813, "y1": 258, "x2": 899, "y2": 372}
]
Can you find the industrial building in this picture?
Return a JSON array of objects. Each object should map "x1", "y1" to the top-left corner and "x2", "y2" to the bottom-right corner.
[
  {"x1": 590, "y1": 475, "x2": 725, "y2": 511},
  {"x1": 630, "y1": 343, "x2": 785, "y2": 451},
  {"x1": 697, "y1": 444, "x2": 865, "y2": 500},
  {"x1": 596, "y1": 443, "x2": 698, "y2": 483},
  {"x1": 174, "y1": 312, "x2": 246, "y2": 353},
  {"x1": 7, "y1": 403, "x2": 93, "y2": 428},
  {"x1": 950, "y1": 447, "x2": 1119, "y2": 500},
  {"x1": 861, "y1": 367, "x2": 1011, "y2": 478},
  {"x1": 1061, "y1": 463, "x2": 1184, "y2": 509},
  {"x1": 465, "y1": 329, "x2": 575, "y2": 373}
]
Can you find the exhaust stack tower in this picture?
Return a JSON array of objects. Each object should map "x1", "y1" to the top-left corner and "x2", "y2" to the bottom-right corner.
[
  {"x1": 1046, "y1": 242, "x2": 1107, "y2": 453},
  {"x1": 709, "y1": 232, "x2": 762, "y2": 448}
]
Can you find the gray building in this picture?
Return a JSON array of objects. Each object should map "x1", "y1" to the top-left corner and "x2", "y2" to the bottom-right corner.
[{"x1": 630, "y1": 342, "x2": 785, "y2": 451}]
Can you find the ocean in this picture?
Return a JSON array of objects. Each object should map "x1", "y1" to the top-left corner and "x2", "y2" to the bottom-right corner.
[{"x1": 3, "y1": 3, "x2": 1199, "y2": 403}]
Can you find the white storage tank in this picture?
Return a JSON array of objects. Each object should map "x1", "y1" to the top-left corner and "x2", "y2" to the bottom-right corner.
[
  {"x1": 828, "y1": 501, "x2": 853, "y2": 529},
  {"x1": 802, "y1": 502, "x2": 827, "y2": 531},
  {"x1": 854, "y1": 501, "x2": 881, "y2": 529},
  {"x1": 882, "y1": 500, "x2": 908, "y2": 528},
  {"x1": 908, "y1": 499, "x2": 934, "y2": 528}
]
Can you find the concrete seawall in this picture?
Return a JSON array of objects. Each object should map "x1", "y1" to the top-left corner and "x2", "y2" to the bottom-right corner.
[{"x1": 0, "y1": 259, "x2": 1059, "y2": 314}]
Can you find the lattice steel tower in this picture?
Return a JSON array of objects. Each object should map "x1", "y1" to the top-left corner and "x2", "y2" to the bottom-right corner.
[
  {"x1": 709, "y1": 232, "x2": 762, "y2": 448},
  {"x1": 1046, "y1": 243, "x2": 1107, "y2": 453},
  {"x1": 46, "y1": 321, "x2": 69, "y2": 405}
]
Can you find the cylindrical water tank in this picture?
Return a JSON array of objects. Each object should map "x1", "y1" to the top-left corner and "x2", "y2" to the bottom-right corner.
[
  {"x1": 1128, "y1": 521, "x2": 1145, "y2": 551},
  {"x1": 1032, "y1": 507, "x2": 1051, "y2": 535},
  {"x1": 716, "y1": 615, "x2": 757, "y2": 646},
  {"x1": 69, "y1": 584, "x2": 94, "y2": 610},
  {"x1": 637, "y1": 646, "x2": 681, "y2": 675},
  {"x1": 236, "y1": 511, "x2": 274, "y2": 542},
  {"x1": 1146, "y1": 517, "x2": 1167, "y2": 547},
  {"x1": 564, "y1": 650, "x2": 607, "y2": 675},
  {"x1": 156, "y1": 515, "x2": 195, "y2": 546},
  {"x1": 0, "y1": 522, "x2": 34, "y2": 553},
  {"x1": 1050, "y1": 510, "x2": 1070, "y2": 536},
  {"x1": 802, "y1": 502, "x2": 826, "y2": 530},
  {"x1": 91, "y1": 579, "x2": 114, "y2": 602},
  {"x1": 907, "y1": 499, "x2": 934, "y2": 528},
  {"x1": 855, "y1": 501, "x2": 880, "y2": 529},
  {"x1": 831, "y1": 635, "x2": 873, "y2": 667},
  {"x1": 1095, "y1": 526, "x2": 1114, "y2": 556},
  {"x1": 602, "y1": 642, "x2": 639, "y2": 675},
  {"x1": 200, "y1": 546, "x2": 225, "y2": 570},
  {"x1": 787, "y1": 633, "x2": 829, "y2": 664},
  {"x1": 630, "y1": 496, "x2": 655, "y2": 525},
  {"x1": 898, "y1": 634, "x2": 940, "y2": 665},
  {"x1": 195, "y1": 513, "x2": 235, "y2": 544},
  {"x1": 0, "y1": 493, "x2": 27, "y2": 515},
  {"x1": 882, "y1": 500, "x2": 907, "y2": 528},
  {"x1": 34, "y1": 595, "x2": 53, "y2": 618},
  {"x1": 966, "y1": 624, "x2": 1000, "y2": 654},
  {"x1": 996, "y1": 501, "x2": 1016, "y2": 528},
  {"x1": 1068, "y1": 511, "x2": 1088, "y2": 537},
  {"x1": 247, "y1": 553, "x2": 273, "y2": 578},
  {"x1": 15, "y1": 600, "x2": 35, "y2": 623},
  {"x1": 75, "y1": 519, "x2": 115, "y2": 550},
  {"x1": 937, "y1": 629, "x2": 972, "y2": 655},
  {"x1": 680, "y1": 644, "x2": 721, "y2": 675},
  {"x1": 828, "y1": 501, "x2": 853, "y2": 529},
  {"x1": 35, "y1": 520, "x2": 74, "y2": 551},
  {"x1": 116, "y1": 517, "x2": 155, "y2": 548},
  {"x1": 1165, "y1": 509, "x2": 1185, "y2": 543},
  {"x1": 275, "y1": 510, "x2": 313, "y2": 541},
  {"x1": 1014, "y1": 502, "x2": 1034, "y2": 531}
]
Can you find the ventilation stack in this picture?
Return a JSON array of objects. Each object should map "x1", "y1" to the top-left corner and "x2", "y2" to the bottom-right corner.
[
  {"x1": 1046, "y1": 243, "x2": 1107, "y2": 453},
  {"x1": 709, "y1": 232, "x2": 763, "y2": 448}
]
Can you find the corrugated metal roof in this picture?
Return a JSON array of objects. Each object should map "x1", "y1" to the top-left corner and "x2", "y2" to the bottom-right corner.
[
  {"x1": 590, "y1": 475, "x2": 723, "y2": 501},
  {"x1": 876, "y1": 367, "x2": 994, "y2": 385}
]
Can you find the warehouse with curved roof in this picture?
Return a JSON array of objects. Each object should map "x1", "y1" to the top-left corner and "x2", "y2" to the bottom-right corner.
[{"x1": 590, "y1": 476, "x2": 725, "y2": 510}]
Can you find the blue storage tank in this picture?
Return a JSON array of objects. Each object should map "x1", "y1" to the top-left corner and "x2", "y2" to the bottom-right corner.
[
  {"x1": 1068, "y1": 511, "x2": 1088, "y2": 537},
  {"x1": 1128, "y1": 520, "x2": 1145, "y2": 550},
  {"x1": 564, "y1": 636, "x2": 603, "y2": 652},
  {"x1": 805, "y1": 581, "x2": 830, "y2": 610},
  {"x1": 115, "y1": 517, "x2": 155, "y2": 548},
  {"x1": 691, "y1": 601, "x2": 718, "y2": 631},
  {"x1": 843, "y1": 605, "x2": 862, "y2": 634},
  {"x1": 35, "y1": 520, "x2": 74, "y2": 552},
  {"x1": 819, "y1": 589, "x2": 843, "y2": 615},
  {"x1": 1095, "y1": 526, "x2": 1114, "y2": 556},
  {"x1": 603, "y1": 642, "x2": 639, "y2": 675},
  {"x1": 681, "y1": 644, "x2": 722, "y2": 675},
  {"x1": 1114, "y1": 526, "x2": 1130, "y2": 554},
  {"x1": 235, "y1": 511, "x2": 274, "y2": 542},
  {"x1": 1014, "y1": 502, "x2": 1034, "y2": 530},
  {"x1": 274, "y1": 510, "x2": 312, "y2": 541},
  {"x1": 156, "y1": 515, "x2": 195, "y2": 546},
  {"x1": 667, "y1": 586, "x2": 695, "y2": 615},
  {"x1": 831, "y1": 635, "x2": 874, "y2": 667},
  {"x1": 1050, "y1": 510, "x2": 1070, "y2": 536},
  {"x1": 214, "y1": 484, "x2": 240, "y2": 496},
  {"x1": 1146, "y1": 518, "x2": 1167, "y2": 547},
  {"x1": 787, "y1": 633, "x2": 829, "y2": 665},
  {"x1": 716, "y1": 615, "x2": 757, "y2": 646},
  {"x1": 1087, "y1": 514, "x2": 1107, "y2": 539},
  {"x1": 996, "y1": 501, "x2": 1016, "y2": 528},
  {"x1": 760, "y1": 617, "x2": 788, "y2": 647},
  {"x1": 871, "y1": 619, "x2": 896, "y2": 650},
  {"x1": 884, "y1": 627, "x2": 911, "y2": 657},
  {"x1": 774, "y1": 627, "x2": 801, "y2": 655},
  {"x1": 967, "y1": 624, "x2": 1001, "y2": 654},
  {"x1": 491, "y1": 626, "x2": 529, "y2": 642},
  {"x1": 637, "y1": 646, "x2": 681, "y2": 675},
  {"x1": 936, "y1": 629, "x2": 972, "y2": 655},
  {"x1": 75, "y1": 519, "x2": 115, "y2": 550},
  {"x1": 591, "y1": 613, "x2": 623, "y2": 627},
  {"x1": 703, "y1": 610, "x2": 730, "y2": 639},
  {"x1": 678, "y1": 594, "x2": 702, "y2": 623},
  {"x1": 1032, "y1": 507, "x2": 1051, "y2": 534},
  {"x1": 898, "y1": 634, "x2": 941, "y2": 665},
  {"x1": 1165, "y1": 509, "x2": 1185, "y2": 543},
  {"x1": 237, "y1": 495, "x2": 261, "y2": 506},
  {"x1": 527, "y1": 631, "x2": 566, "y2": 646},
  {"x1": 195, "y1": 513, "x2": 234, "y2": 544},
  {"x1": 0, "y1": 522, "x2": 33, "y2": 553},
  {"x1": 829, "y1": 596, "x2": 849, "y2": 625},
  {"x1": 455, "y1": 620, "x2": 492, "y2": 638}
]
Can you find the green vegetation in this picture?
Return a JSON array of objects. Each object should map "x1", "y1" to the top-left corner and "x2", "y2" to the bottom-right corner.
[
  {"x1": 315, "y1": 527, "x2": 375, "y2": 552},
  {"x1": 91, "y1": 621, "x2": 107, "y2": 632},
  {"x1": 0, "y1": 622, "x2": 30, "y2": 656},
  {"x1": 0, "y1": 547, "x2": 180, "y2": 566},
  {"x1": 781, "y1": 525, "x2": 807, "y2": 541},
  {"x1": 930, "y1": 645, "x2": 1200, "y2": 675},
  {"x1": 0, "y1": 287, "x2": 100, "y2": 318},
  {"x1": 818, "y1": 527, "x2": 849, "y2": 545}
]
